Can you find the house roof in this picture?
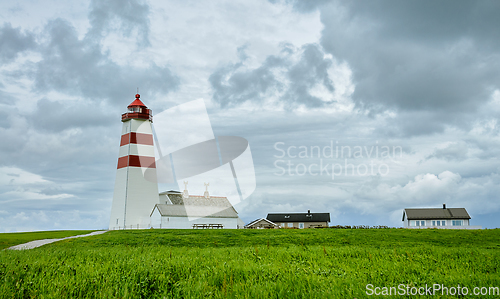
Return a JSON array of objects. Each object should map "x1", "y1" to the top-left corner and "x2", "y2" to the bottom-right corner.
[
  {"x1": 245, "y1": 218, "x2": 278, "y2": 228},
  {"x1": 403, "y1": 208, "x2": 471, "y2": 220},
  {"x1": 153, "y1": 204, "x2": 238, "y2": 218},
  {"x1": 128, "y1": 94, "x2": 147, "y2": 108},
  {"x1": 155, "y1": 191, "x2": 238, "y2": 218},
  {"x1": 267, "y1": 213, "x2": 330, "y2": 223},
  {"x1": 162, "y1": 193, "x2": 235, "y2": 210}
]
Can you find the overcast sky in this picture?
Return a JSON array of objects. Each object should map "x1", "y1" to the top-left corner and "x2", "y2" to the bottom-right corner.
[{"x1": 1, "y1": 0, "x2": 499, "y2": 232}]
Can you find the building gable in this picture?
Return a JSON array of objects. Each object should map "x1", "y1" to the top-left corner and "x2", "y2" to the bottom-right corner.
[{"x1": 245, "y1": 218, "x2": 278, "y2": 228}]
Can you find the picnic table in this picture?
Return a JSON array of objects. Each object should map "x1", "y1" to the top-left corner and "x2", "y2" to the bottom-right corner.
[{"x1": 192, "y1": 224, "x2": 224, "y2": 229}]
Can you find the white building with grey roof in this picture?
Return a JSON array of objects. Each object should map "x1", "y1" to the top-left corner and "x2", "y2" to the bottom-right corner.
[
  {"x1": 402, "y1": 204, "x2": 482, "y2": 229},
  {"x1": 150, "y1": 190, "x2": 244, "y2": 229}
]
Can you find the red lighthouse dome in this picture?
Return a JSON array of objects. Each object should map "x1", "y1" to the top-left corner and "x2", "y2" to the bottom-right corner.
[{"x1": 122, "y1": 93, "x2": 152, "y2": 122}]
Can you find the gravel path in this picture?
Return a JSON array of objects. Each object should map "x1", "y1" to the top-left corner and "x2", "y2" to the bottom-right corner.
[{"x1": 7, "y1": 230, "x2": 108, "y2": 250}]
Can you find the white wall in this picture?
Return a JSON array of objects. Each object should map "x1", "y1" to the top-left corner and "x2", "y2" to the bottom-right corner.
[
  {"x1": 151, "y1": 214, "x2": 238, "y2": 229},
  {"x1": 123, "y1": 167, "x2": 159, "y2": 229},
  {"x1": 406, "y1": 219, "x2": 481, "y2": 229},
  {"x1": 109, "y1": 168, "x2": 128, "y2": 230},
  {"x1": 151, "y1": 207, "x2": 162, "y2": 228}
]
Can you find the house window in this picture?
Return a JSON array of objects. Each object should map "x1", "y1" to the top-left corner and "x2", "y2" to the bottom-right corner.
[
  {"x1": 452, "y1": 220, "x2": 463, "y2": 226},
  {"x1": 287, "y1": 223, "x2": 293, "y2": 227},
  {"x1": 415, "y1": 220, "x2": 425, "y2": 227},
  {"x1": 299, "y1": 223, "x2": 304, "y2": 229},
  {"x1": 281, "y1": 223, "x2": 285, "y2": 227},
  {"x1": 432, "y1": 221, "x2": 446, "y2": 226}
]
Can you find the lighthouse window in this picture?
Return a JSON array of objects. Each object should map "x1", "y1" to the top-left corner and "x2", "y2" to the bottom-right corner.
[{"x1": 129, "y1": 107, "x2": 142, "y2": 113}]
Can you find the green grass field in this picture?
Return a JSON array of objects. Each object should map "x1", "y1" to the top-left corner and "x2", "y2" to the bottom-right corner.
[
  {"x1": 0, "y1": 230, "x2": 96, "y2": 250},
  {"x1": 1, "y1": 229, "x2": 499, "y2": 298}
]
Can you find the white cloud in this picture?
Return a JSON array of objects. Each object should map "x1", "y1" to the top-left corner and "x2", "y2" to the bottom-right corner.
[
  {"x1": 0, "y1": 167, "x2": 75, "y2": 204},
  {"x1": 0, "y1": 210, "x2": 109, "y2": 233},
  {"x1": 0, "y1": 166, "x2": 48, "y2": 185}
]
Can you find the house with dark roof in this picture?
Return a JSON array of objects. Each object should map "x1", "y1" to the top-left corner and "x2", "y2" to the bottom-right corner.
[
  {"x1": 266, "y1": 210, "x2": 330, "y2": 229},
  {"x1": 402, "y1": 204, "x2": 481, "y2": 229}
]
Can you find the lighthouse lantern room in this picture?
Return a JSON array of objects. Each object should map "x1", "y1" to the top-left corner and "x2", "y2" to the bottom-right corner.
[{"x1": 122, "y1": 93, "x2": 153, "y2": 122}]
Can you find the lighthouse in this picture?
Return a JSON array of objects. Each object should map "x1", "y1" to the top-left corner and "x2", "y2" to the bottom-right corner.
[{"x1": 109, "y1": 93, "x2": 159, "y2": 230}]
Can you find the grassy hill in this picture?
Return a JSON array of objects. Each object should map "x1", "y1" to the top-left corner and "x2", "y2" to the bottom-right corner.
[{"x1": 1, "y1": 228, "x2": 499, "y2": 298}]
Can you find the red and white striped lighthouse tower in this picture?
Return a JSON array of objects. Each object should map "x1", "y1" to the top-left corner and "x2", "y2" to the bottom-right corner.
[{"x1": 109, "y1": 93, "x2": 159, "y2": 229}]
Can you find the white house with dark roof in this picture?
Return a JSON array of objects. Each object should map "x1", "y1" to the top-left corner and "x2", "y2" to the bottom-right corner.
[
  {"x1": 150, "y1": 190, "x2": 244, "y2": 229},
  {"x1": 402, "y1": 204, "x2": 482, "y2": 229}
]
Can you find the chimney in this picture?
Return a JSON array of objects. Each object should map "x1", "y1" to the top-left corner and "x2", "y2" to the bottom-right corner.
[
  {"x1": 443, "y1": 203, "x2": 446, "y2": 209},
  {"x1": 308, "y1": 209, "x2": 310, "y2": 214}
]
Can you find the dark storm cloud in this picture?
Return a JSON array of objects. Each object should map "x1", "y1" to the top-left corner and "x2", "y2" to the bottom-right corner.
[
  {"x1": 32, "y1": 18, "x2": 179, "y2": 105},
  {"x1": 276, "y1": 0, "x2": 500, "y2": 135},
  {"x1": 341, "y1": 1, "x2": 500, "y2": 48},
  {"x1": 209, "y1": 56, "x2": 282, "y2": 108},
  {"x1": 0, "y1": 23, "x2": 36, "y2": 63},
  {"x1": 319, "y1": 0, "x2": 500, "y2": 112},
  {"x1": 285, "y1": 44, "x2": 335, "y2": 107},
  {"x1": 87, "y1": 0, "x2": 151, "y2": 46},
  {"x1": 209, "y1": 43, "x2": 335, "y2": 109}
]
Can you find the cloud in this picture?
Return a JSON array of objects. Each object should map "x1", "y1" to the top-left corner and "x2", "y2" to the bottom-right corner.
[
  {"x1": 268, "y1": 0, "x2": 331, "y2": 13},
  {"x1": 210, "y1": 43, "x2": 339, "y2": 109},
  {"x1": 0, "y1": 107, "x2": 29, "y2": 154},
  {"x1": 0, "y1": 166, "x2": 48, "y2": 185},
  {"x1": 0, "y1": 210, "x2": 109, "y2": 233},
  {"x1": 87, "y1": 0, "x2": 151, "y2": 47},
  {"x1": 309, "y1": 1, "x2": 500, "y2": 134},
  {"x1": 32, "y1": 18, "x2": 179, "y2": 105},
  {"x1": 0, "y1": 108, "x2": 11, "y2": 128},
  {"x1": 0, "y1": 22, "x2": 36, "y2": 63},
  {"x1": 375, "y1": 110, "x2": 451, "y2": 137},
  {"x1": 0, "y1": 165, "x2": 111, "y2": 233},
  {"x1": 425, "y1": 142, "x2": 469, "y2": 161},
  {"x1": 0, "y1": 166, "x2": 75, "y2": 216},
  {"x1": 29, "y1": 98, "x2": 115, "y2": 132}
]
